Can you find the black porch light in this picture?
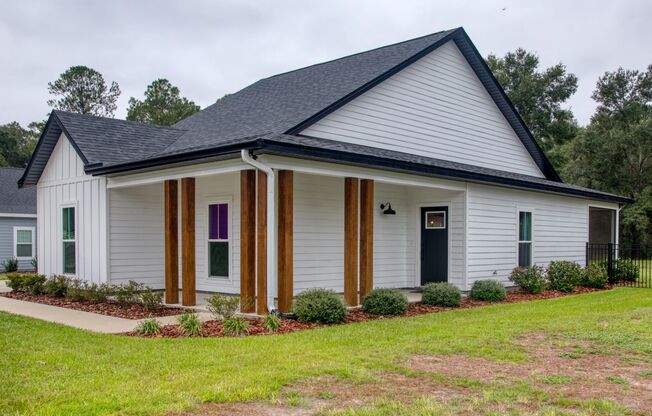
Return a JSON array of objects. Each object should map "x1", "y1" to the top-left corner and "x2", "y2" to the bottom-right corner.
[{"x1": 380, "y1": 202, "x2": 396, "y2": 215}]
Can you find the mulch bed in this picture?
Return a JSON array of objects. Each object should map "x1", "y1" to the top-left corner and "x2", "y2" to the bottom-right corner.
[
  {"x1": 126, "y1": 287, "x2": 609, "y2": 338},
  {"x1": 0, "y1": 291, "x2": 188, "y2": 319}
]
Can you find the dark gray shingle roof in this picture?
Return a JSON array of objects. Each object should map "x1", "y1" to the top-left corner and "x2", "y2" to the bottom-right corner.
[
  {"x1": 54, "y1": 111, "x2": 186, "y2": 165},
  {"x1": 166, "y1": 29, "x2": 456, "y2": 155},
  {"x1": 0, "y1": 168, "x2": 36, "y2": 214}
]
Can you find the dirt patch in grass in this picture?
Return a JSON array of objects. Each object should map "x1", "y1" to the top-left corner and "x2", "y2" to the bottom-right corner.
[
  {"x1": 0, "y1": 291, "x2": 188, "y2": 319},
  {"x1": 173, "y1": 332, "x2": 651, "y2": 415},
  {"x1": 171, "y1": 373, "x2": 470, "y2": 416},
  {"x1": 406, "y1": 332, "x2": 652, "y2": 413}
]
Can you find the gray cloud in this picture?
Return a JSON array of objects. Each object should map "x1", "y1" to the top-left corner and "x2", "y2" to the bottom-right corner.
[{"x1": 1, "y1": 0, "x2": 650, "y2": 127}]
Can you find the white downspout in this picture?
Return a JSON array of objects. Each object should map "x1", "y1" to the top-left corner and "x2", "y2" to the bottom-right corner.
[{"x1": 240, "y1": 149, "x2": 277, "y2": 312}]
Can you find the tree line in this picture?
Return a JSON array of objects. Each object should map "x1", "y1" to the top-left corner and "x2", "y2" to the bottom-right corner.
[{"x1": 1, "y1": 52, "x2": 650, "y2": 248}]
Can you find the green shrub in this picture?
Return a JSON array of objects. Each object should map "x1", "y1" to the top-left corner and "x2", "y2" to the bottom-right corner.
[
  {"x1": 83, "y1": 283, "x2": 112, "y2": 304},
  {"x1": 44, "y1": 275, "x2": 69, "y2": 297},
  {"x1": 30, "y1": 257, "x2": 37, "y2": 270},
  {"x1": 114, "y1": 281, "x2": 143, "y2": 304},
  {"x1": 2, "y1": 257, "x2": 18, "y2": 273},
  {"x1": 206, "y1": 294, "x2": 240, "y2": 319},
  {"x1": 612, "y1": 259, "x2": 639, "y2": 283},
  {"x1": 470, "y1": 280, "x2": 506, "y2": 302},
  {"x1": 25, "y1": 274, "x2": 47, "y2": 295},
  {"x1": 65, "y1": 279, "x2": 88, "y2": 302},
  {"x1": 6, "y1": 273, "x2": 46, "y2": 294},
  {"x1": 508, "y1": 266, "x2": 547, "y2": 294},
  {"x1": 223, "y1": 317, "x2": 249, "y2": 337},
  {"x1": 582, "y1": 263, "x2": 609, "y2": 288},
  {"x1": 362, "y1": 288, "x2": 409, "y2": 315},
  {"x1": 5, "y1": 273, "x2": 27, "y2": 291},
  {"x1": 139, "y1": 288, "x2": 163, "y2": 311},
  {"x1": 264, "y1": 314, "x2": 280, "y2": 332},
  {"x1": 136, "y1": 318, "x2": 161, "y2": 336},
  {"x1": 293, "y1": 289, "x2": 346, "y2": 324},
  {"x1": 547, "y1": 261, "x2": 582, "y2": 292},
  {"x1": 178, "y1": 312, "x2": 202, "y2": 337},
  {"x1": 422, "y1": 282, "x2": 462, "y2": 307}
]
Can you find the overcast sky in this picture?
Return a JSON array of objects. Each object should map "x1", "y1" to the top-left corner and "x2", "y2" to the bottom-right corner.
[{"x1": 1, "y1": 0, "x2": 650, "y2": 127}]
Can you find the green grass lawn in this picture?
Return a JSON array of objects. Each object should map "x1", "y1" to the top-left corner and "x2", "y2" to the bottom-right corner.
[{"x1": 1, "y1": 288, "x2": 651, "y2": 415}]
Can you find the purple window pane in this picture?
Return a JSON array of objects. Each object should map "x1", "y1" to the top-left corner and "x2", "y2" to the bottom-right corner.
[
  {"x1": 218, "y1": 203, "x2": 228, "y2": 240},
  {"x1": 208, "y1": 204, "x2": 219, "y2": 240}
]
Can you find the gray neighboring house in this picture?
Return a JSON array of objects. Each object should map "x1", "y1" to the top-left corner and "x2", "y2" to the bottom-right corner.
[{"x1": 0, "y1": 167, "x2": 36, "y2": 271}]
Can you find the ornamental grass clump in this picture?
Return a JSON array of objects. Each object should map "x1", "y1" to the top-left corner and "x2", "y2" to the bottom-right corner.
[
  {"x1": 362, "y1": 288, "x2": 409, "y2": 315},
  {"x1": 136, "y1": 318, "x2": 161, "y2": 336},
  {"x1": 2, "y1": 257, "x2": 18, "y2": 273},
  {"x1": 223, "y1": 317, "x2": 249, "y2": 337},
  {"x1": 547, "y1": 261, "x2": 582, "y2": 292},
  {"x1": 508, "y1": 265, "x2": 547, "y2": 294},
  {"x1": 293, "y1": 289, "x2": 346, "y2": 324},
  {"x1": 422, "y1": 282, "x2": 462, "y2": 307},
  {"x1": 470, "y1": 280, "x2": 506, "y2": 302},
  {"x1": 581, "y1": 263, "x2": 609, "y2": 289},
  {"x1": 178, "y1": 312, "x2": 202, "y2": 337},
  {"x1": 264, "y1": 313, "x2": 281, "y2": 333}
]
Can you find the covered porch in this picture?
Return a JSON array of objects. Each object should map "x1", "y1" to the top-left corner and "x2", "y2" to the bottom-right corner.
[{"x1": 106, "y1": 155, "x2": 466, "y2": 314}]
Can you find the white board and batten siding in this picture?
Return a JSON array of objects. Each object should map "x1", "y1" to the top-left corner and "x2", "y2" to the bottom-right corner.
[
  {"x1": 466, "y1": 183, "x2": 618, "y2": 289},
  {"x1": 36, "y1": 134, "x2": 108, "y2": 282},
  {"x1": 302, "y1": 40, "x2": 544, "y2": 178}
]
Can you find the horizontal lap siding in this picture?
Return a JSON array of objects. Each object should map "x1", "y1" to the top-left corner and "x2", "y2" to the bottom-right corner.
[
  {"x1": 374, "y1": 183, "x2": 410, "y2": 288},
  {"x1": 109, "y1": 184, "x2": 164, "y2": 288},
  {"x1": 37, "y1": 134, "x2": 107, "y2": 282},
  {"x1": 466, "y1": 183, "x2": 610, "y2": 288},
  {"x1": 293, "y1": 174, "x2": 344, "y2": 293},
  {"x1": 0, "y1": 217, "x2": 37, "y2": 270},
  {"x1": 302, "y1": 40, "x2": 544, "y2": 178}
]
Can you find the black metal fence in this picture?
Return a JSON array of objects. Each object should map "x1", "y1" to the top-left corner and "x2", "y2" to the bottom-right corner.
[{"x1": 586, "y1": 243, "x2": 652, "y2": 288}]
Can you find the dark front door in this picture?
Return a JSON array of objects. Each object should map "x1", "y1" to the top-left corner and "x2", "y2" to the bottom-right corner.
[{"x1": 420, "y1": 206, "x2": 448, "y2": 285}]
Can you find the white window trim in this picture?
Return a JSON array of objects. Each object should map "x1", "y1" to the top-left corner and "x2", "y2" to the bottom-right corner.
[
  {"x1": 60, "y1": 202, "x2": 78, "y2": 276},
  {"x1": 206, "y1": 199, "x2": 232, "y2": 280},
  {"x1": 13, "y1": 226, "x2": 35, "y2": 260},
  {"x1": 516, "y1": 208, "x2": 534, "y2": 267},
  {"x1": 424, "y1": 210, "x2": 447, "y2": 229}
]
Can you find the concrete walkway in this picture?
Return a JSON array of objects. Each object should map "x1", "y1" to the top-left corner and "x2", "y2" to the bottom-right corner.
[{"x1": 0, "y1": 281, "x2": 211, "y2": 334}]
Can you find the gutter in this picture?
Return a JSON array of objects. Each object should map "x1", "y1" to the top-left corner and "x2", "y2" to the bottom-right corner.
[{"x1": 240, "y1": 149, "x2": 277, "y2": 313}]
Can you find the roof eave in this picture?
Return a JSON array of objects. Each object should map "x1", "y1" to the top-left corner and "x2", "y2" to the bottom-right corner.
[
  {"x1": 85, "y1": 139, "x2": 263, "y2": 176},
  {"x1": 255, "y1": 140, "x2": 632, "y2": 204}
]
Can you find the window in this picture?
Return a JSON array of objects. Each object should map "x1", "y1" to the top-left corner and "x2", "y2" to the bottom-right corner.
[
  {"x1": 14, "y1": 227, "x2": 34, "y2": 259},
  {"x1": 518, "y1": 211, "x2": 532, "y2": 267},
  {"x1": 62, "y1": 207, "x2": 76, "y2": 274},
  {"x1": 425, "y1": 211, "x2": 446, "y2": 229},
  {"x1": 208, "y1": 202, "x2": 229, "y2": 278}
]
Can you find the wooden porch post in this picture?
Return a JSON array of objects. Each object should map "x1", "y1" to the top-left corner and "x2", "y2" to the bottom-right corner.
[
  {"x1": 240, "y1": 170, "x2": 256, "y2": 313},
  {"x1": 181, "y1": 177, "x2": 196, "y2": 306},
  {"x1": 359, "y1": 179, "x2": 374, "y2": 301},
  {"x1": 277, "y1": 170, "x2": 293, "y2": 313},
  {"x1": 344, "y1": 177, "x2": 359, "y2": 306},
  {"x1": 256, "y1": 170, "x2": 268, "y2": 314},
  {"x1": 164, "y1": 180, "x2": 179, "y2": 304}
]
